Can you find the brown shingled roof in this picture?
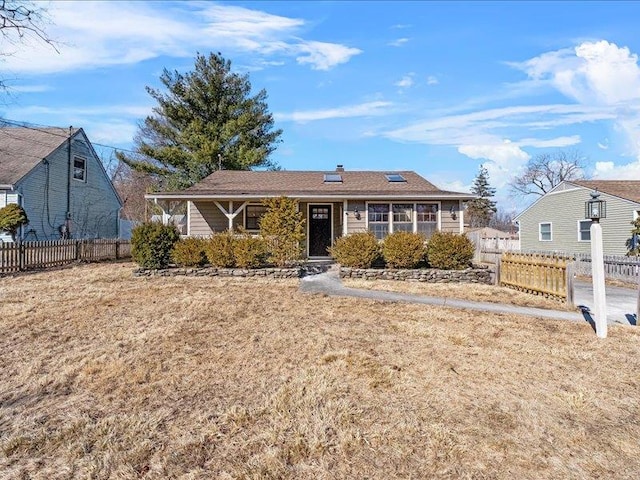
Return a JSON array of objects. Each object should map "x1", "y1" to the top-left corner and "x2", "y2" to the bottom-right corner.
[
  {"x1": 169, "y1": 170, "x2": 470, "y2": 198},
  {"x1": 571, "y1": 180, "x2": 640, "y2": 204},
  {"x1": 0, "y1": 127, "x2": 74, "y2": 184}
]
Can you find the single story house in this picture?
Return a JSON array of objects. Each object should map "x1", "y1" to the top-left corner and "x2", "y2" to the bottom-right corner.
[
  {"x1": 515, "y1": 180, "x2": 640, "y2": 256},
  {"x1": 146, "y1": 166, "x2": 474, "y2": 258},
  {"x1": 0, "y1": 126, "x2": 123, "y2": 242}
]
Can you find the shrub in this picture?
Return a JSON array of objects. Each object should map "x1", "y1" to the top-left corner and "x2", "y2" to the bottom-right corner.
[
  {"x1": 426, "y1": 232, "x2": 474, "y2": 270},
  {"x1": 131, "y1": 222, "x2": 180, "y2": 269},
  {"x1": 205, "y1": 230, "x2": 236, "y2": 268},
  {"x1": 382, "y1": 231, "x2": 427, "y2": 269},
  {"x1": 329, "y1": 232, "x2": 381, "y2": 268},
  {"x1": 0, "y1": 204, "x2": 29, "y2": 241},
  {"x1": 259, "y1": 197, "x2": 306, "y2": 267},
  {"x1": 171, "y1": 237, "x2": 207, "y2": 267},
  {"x1": 233, "y1": 233, "x2": 268, "y2": 268}
]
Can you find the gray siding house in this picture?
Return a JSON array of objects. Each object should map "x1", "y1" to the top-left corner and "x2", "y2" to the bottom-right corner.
[
  {"x1": 0, "y1": 127, "x2": 122, "y2": 242},
  {"x1": 515, "y1": 180, "x2": 640, "y2": 255},
  {"x1": 147, "y1": 167, "x2": 474, "y2": 258}
]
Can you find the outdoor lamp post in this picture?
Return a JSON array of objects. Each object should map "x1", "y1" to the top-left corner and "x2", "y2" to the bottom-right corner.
[{"x1": 586, "y1": 189, "x2": 607, "y2": 338}]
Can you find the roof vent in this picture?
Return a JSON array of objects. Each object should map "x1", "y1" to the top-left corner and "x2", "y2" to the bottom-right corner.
[
  {"x1": 336, "y1": 165, "x2": 345, "y2": 172},
  {"x1": 385, "y1": 173, "x2": 406, "y2": 182}
]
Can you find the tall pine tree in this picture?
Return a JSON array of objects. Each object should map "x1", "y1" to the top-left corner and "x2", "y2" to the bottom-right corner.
[
  {"x1": 466, "y1": 165, "x2": 497, "y2": 228},
  {"x1": 116, "y1": 52, "x2": 282, "y2": 190}
]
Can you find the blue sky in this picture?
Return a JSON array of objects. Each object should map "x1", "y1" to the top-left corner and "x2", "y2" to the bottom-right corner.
[{"x1": 2, "y1": 1, "x2": 640, "y2": 213}]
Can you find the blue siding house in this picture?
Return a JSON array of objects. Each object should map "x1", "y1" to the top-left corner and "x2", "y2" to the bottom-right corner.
[{"x1": 0, "y1": 127, "x2": 122, "y2": 242}]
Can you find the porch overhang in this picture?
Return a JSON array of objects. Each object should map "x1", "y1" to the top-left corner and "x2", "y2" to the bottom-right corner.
[{"x1": 145, "y1": 193, "x2": 476, "y2": 201}]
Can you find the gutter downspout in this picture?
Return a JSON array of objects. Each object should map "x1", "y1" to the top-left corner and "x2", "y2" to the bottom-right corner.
[{"x1": 65, "y1": 126, "x2": 73, "y2": 238}]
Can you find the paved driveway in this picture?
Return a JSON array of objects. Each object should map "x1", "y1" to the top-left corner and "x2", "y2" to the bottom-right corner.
[{"x1": 574, "y1": 280, "x2": 639, "y2": 325}]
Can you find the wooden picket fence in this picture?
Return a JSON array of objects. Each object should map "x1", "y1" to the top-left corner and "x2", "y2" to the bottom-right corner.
[
  {"x1": 0, "y1": 239, "x2": 131, "y2": 274},
  {"x1": 499, "y1": 252, "x2": 574, "y2": 306}
]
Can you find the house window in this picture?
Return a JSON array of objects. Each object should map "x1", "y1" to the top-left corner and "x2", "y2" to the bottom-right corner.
[
  {"x1": 312, "y1": 207, "x2": 330, "y2": 219},
  {"x1": 245, "y1": 205, "x2": 267, "y2": 230},
  {"x1": 368, "y1": 204, "x2": 389, "y2": 240},
  {"x1": 539, "y1": 222, "x2": 552, "y2": 241},
  {"x1": 392, "y1": 204, "x2": 413, "y2": 232},
  {"x1": 417, "y1": 203, "x2": 438, "y2": 237},
  {"x1": 73, "y1": 156, "x2": 86, "y2": 181},
  {"x1": 578, "y1": 220, "x2": 591, "y2": 242}
]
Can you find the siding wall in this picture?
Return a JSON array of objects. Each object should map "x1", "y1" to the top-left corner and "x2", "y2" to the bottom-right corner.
[
  {"x1": 189, "y1": 201, "x2": 231, "y2": 236},
  {"x1": 14, "y1": 132, "x2": 120, "y2": 241},
  {"x1": 518, "y1": 186, "x2": 640, "y2": 255},
  {"x1": 345, "y1": 200, "x2": 367, "y2": 234},
  {"x1": 441, "y1": 200, "x2": 461, "y2": 233}
]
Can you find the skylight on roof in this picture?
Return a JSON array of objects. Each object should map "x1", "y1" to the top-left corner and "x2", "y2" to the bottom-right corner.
[
  {"x1": 324, "y1": 173, "x2": 343, "y2": 183},
  {"x1": 385, "y1": 173, "x2": 406, "y2": 182}
]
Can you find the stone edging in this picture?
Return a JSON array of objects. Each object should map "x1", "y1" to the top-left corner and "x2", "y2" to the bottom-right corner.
[
  {"x1": 133, "y1": 264, "x2": 329, "y2": 278},
  {"x1": 340, "y1": 266, "x2": 493, "y2": 284}
]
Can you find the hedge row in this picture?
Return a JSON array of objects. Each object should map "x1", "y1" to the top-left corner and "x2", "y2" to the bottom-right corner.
[{"x1": 329, "y1": 231, "x2": 474, "y2": 270}]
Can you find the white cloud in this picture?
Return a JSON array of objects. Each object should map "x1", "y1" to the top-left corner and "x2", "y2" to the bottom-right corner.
[
  {"x1": 87, "y1": 120, "x2": 139, "y2": 145},
  {"x1": 593, "y1": 159, "x2": 640, "y2": 179},
  {"x1": 276, "y1": 101, "x2": 393, "y2": 123},
  {"x1": 296, "y1": 41, "x2": 362, "y2": 71},
  {"x1": 597, "y1": 139, "x2": 609, "y2": 150},
  {"x1": 0, "y1": 2, "x2": 361, "y2": 74},
  {"x1": 458, "y1": 141, "x2": 531, "y2": 189},
  {"x1": 394, "y1": 73, "x2": 415, "y2": 89},
  {"x1": 4, "y1": 84, "x2": 52, "y2": 93},
  {"x1": 388, "y1": 38, "x2": 409, "y2": 47},
  {"x1": 426, "y1": 75, "x2": 439, "y2": 86}
]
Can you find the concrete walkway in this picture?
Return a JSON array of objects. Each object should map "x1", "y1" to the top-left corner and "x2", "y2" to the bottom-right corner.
[
  {"x1": 300, "y1": 267, "x2": 638, "y2": 326},
  {"x1": 574, "y1": 280, "x2": 639, "y2": 326}
]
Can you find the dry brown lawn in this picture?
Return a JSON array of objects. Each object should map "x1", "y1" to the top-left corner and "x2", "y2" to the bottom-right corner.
[
  {"x1": 1, "y1": 262, "x2": 640, "y2": 479},
  {"x1": 343, "y1": 277, "x2": 573, "y2": 310}
]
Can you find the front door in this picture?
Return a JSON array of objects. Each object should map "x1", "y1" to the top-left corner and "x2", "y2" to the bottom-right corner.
[{"x1": 309, "y1": 205, "x2": 332, "y2": 256}]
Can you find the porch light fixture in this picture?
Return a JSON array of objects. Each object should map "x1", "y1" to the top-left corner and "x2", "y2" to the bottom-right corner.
[
  {"x1": 449, "y1": 205, "x2": 457, "y2": 221},
  {"x1": 354, "y1": 206, "x2": 361, "y2": 220},
  {"x1": 585, "y1": 189, "x2": 606, "y2": 222}
]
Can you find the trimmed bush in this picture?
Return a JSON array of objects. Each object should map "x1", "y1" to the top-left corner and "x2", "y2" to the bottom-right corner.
[
  {"x1": 259, "y1": 197, "x2": 306, "y2": 267},
  {"x1": 0, "y1": 204, "x2": 29, "y2": 241},
  {"x1": 382, "y1": 231, "x2": 427, "y2": 269},
  {"x1": 205, "y1": 230, "x2": 236, "y2": 268},
  {"x1": 233, "y1": 233, "x2": 268, "y2": 268},
  {"x1": 131, "y1": 222, "x2": 180, "y2": 268},
  {"x1": 329, "y1": 232, "x2": 381, "y2": 268},
  {"x1": 171, "y1": 237, "x2": 207, "y2": 267},
  {"x1": 426, "y1": 232, "x2": 474, "y2": 270}
]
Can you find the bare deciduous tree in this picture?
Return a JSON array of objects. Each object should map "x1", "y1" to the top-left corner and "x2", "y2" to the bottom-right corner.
[
  {"x1": 509, "y1": 150, "x2": 587, "y2": 198},
  {"x1": 1, "y1": 0, "x2": 57, "y2": 91},
  {"x1": 111, "y1": 161, "x2": 159, "y2": 223}
]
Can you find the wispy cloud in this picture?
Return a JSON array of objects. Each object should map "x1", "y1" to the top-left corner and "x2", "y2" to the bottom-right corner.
[
  {"x1": 276, "y1": 101, "x2": 393, "y2": 123},
  {"x1": 388, "y1": 38, "x2": 409, "y2": 47},
  {"x1": 426, "y1": 75, "x2": 439, "y2": 86},
  {"x1": 394, "y1": 73, "x2": 415, "y2": 90},
  {"x1": 0, "y1": 2, "x2": 361, "y2": 74}
]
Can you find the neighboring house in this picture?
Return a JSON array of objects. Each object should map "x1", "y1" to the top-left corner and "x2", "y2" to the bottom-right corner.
[
  {"x1": 515, "y1": 180, "x2": 640, "y2": 255},
  {"x1": 0, "y1": 127, "x2": 122, "y2": 242},
  {"x1": 146, "y1": 166, "x2": 474, "y2": 258}
]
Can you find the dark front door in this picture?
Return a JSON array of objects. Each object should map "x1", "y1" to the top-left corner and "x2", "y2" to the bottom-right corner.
[{"x1": 309, "y1": 205, "x2": 332, "y2": 256}]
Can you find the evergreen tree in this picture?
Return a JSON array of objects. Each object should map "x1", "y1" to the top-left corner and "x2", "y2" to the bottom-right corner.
[
  {"x1": 466, "y1": 165, "x2": 497, "y2": 228},
  {"x1": 116, "y1": 52, "x2": 282, "y2": 190},
  {"x1": 627, "y1": 216, "x2": 640, "y2": 256}
]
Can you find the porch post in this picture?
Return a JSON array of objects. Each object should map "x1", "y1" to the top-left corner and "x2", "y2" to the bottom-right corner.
[
  {"x1": 343, "y1": 200, "x2": 348, "y2": 236},
  {"x1": 228, "y1": 201, "x2": 234, "y2": 230}
]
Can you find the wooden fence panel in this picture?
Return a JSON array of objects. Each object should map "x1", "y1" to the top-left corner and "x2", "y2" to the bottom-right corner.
[
  {"x1": 500, "y1": 252, "x2": 572, "y2": 305},
  {"x1": 0, "y1": 239, "x2": 131, "y2": 274}
]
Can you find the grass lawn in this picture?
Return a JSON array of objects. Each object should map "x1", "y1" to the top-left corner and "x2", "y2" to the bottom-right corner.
[
  {"x1": 1, "y1": 262, "x2": 639, "y2": 479},
  {"x1": 342, "y1": 278, "x2": 574, "y2": 310}
]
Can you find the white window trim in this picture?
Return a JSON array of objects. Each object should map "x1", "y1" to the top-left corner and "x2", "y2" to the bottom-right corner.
[
  {"x1": 577, "y1": 219, "x2": 591, "y2": 242},
  {"x1": 73, "y1": 155, "x2": 87, "y2": 182},
  {"x1": 634, "y1": 210, "x2": 639, "y2": 221},
  {"x1": 364, "y1": 201, "x2": 441, "y2": 236},
  {"x1": 539, "y1": 222, "x2": 552, "y2": 242},
  {"x1": 307, "y1": 203, "x2": 334, "y2": 258}
]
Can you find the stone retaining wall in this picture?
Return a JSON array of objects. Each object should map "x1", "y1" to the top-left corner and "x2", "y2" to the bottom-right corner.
[
  {"x1": 134, "y1": 266, "x2": 303, "y2": 278},
  {"x1": 340, "y1": 266, "x2": 493, "y2": 284},
  {"x1": 133, "y1": 264, "x2": 328, "y2": 279}
]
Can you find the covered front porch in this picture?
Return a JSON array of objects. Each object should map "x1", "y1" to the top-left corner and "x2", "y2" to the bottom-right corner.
[{"x1": 150, "y1": 196, "x2": 466, "y2": 259}]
